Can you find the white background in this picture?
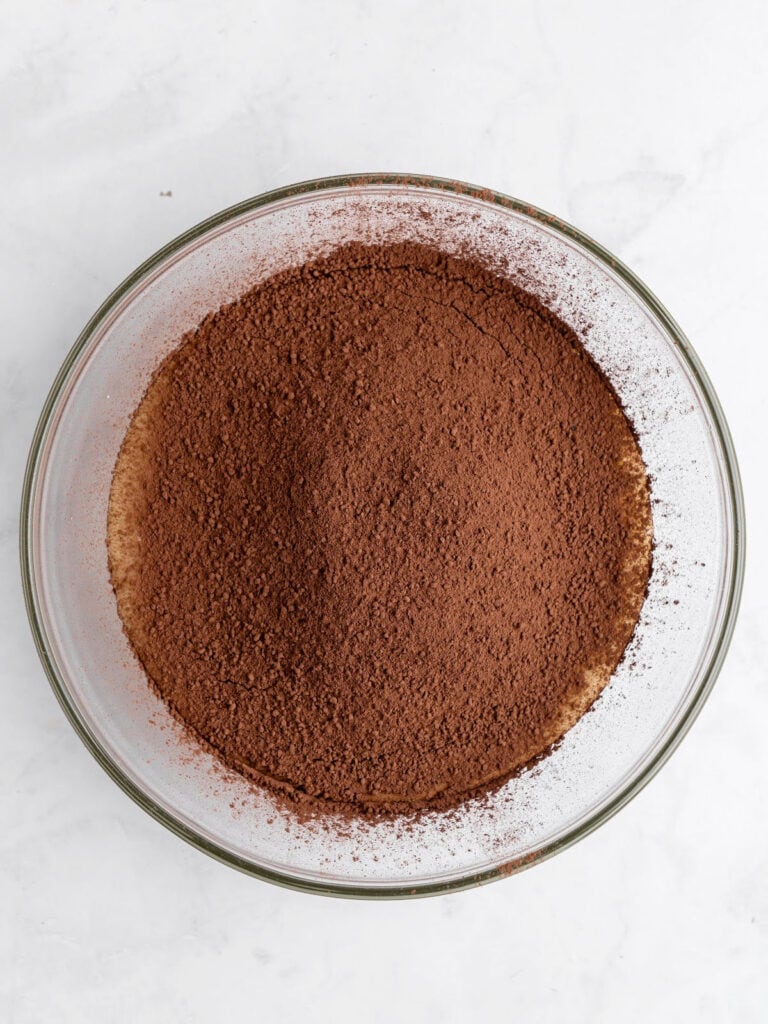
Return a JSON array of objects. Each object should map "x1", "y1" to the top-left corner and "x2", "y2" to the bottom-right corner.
[{"x1": 2, "y1": 2, "x2": 767, "y2": 1020}]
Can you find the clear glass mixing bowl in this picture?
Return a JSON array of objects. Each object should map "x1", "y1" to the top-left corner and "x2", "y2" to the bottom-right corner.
[{"x1": 20, "y1": 174, "x2": 745, "y2": 897}]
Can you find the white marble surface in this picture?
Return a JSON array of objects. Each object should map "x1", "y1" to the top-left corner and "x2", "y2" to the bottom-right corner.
[{"x1": 2, "y1": 1, "x2": 767, "y2": 1020}]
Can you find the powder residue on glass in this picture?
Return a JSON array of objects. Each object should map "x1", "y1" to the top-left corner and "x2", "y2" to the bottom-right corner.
[{"x1": 107, "y1": 241, "x2": 652, "y2": 816}]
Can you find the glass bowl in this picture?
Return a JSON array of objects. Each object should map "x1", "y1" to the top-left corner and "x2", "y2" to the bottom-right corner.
[{"x1": 20, "y1": 174, "x2": 745, "y2": 898}]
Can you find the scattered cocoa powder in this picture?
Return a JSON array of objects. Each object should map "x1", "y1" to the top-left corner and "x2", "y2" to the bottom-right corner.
[{"x1": 108, "y1": 241, "x2": 652, "y2": 816}]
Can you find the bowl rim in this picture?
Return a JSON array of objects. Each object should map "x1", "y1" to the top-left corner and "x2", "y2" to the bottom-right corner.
[{"x1": 19, "y1": 172, "x2": 746, "y2": 899}]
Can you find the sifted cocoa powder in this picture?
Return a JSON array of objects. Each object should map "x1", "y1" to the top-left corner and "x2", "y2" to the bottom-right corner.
[{"x1": 108, "y1": 241, "x2": 652, "y2": 816}]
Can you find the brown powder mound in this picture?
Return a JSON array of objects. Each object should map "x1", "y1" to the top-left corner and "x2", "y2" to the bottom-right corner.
[{"x1": 108, "y1": 241, "x2": 652, "y2": 816}]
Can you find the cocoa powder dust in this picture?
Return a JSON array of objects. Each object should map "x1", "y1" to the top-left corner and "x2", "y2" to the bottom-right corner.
[{"x1": 108, "y1": 241, "x2": 652, "y2": 817}]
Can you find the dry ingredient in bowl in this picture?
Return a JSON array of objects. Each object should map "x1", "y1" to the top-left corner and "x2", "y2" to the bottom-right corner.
[{"x1": 108, "y1": 241, "x2": 652, "y2": 816}]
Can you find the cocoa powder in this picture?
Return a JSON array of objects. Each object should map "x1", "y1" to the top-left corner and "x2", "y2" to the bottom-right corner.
[{"x1": 108, "y1": 241, "x2": 652, "y2": 816}]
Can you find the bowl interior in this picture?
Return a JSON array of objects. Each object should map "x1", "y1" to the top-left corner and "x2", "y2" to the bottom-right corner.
[{"x1": 25, "y1": 181, "x2": 739, "y2": 895}]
